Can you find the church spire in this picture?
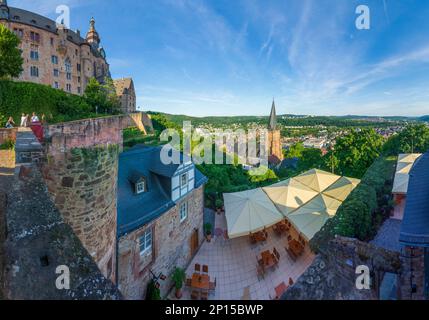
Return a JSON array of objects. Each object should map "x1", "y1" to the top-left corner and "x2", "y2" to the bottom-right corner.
[{"x1": 268, "y1": 99, "x2": 277, "y2": 131}]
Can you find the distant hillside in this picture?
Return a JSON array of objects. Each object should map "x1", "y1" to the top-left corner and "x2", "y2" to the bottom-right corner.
[
  {"x1": 147, "y1": 111, "x2": 407, "y2": 128},
  {"x1": 419, "y1": 115, "x2": 429, "y2": 122}
]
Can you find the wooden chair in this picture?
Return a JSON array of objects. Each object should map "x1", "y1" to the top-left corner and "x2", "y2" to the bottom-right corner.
[
  {"x1": 191, "y1": 290, "x2": 200, "y2": 300},
  {"x1": 285, "y1": 247, "x2": 297, "y2": 262},
  {"x1": 202, "y1": 265, "x2": 209, "y2": 273},
  {"x1": 195, "y1": 264, "x2": 201, "y2": 273},
  {"x1": 200, "y1": 290, "x2": 209, "y2": 300},
  {"x1": 209, "y1": 278, "x2": 217, "y2": 291}
]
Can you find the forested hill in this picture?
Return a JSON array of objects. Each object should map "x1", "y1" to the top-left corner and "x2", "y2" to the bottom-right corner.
[{"x1": 146, "y1": 111, "x2": 422, "y2": 128}]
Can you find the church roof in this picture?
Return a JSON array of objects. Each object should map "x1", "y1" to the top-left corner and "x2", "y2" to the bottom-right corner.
[{"x1": 268, "y1": 100, "x2": 277, "y2": 131}]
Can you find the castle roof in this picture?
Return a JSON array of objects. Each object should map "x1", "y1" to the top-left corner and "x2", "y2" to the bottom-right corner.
[
  {"x1": 268, "y1": 100, "x2": 277, "y2": 131},
  {"x1": 113, "y1": 78, "x2": 134, "y2": 96},
  {"x1": 117, "y1": 145, "x2": 207, "y2": 237}
]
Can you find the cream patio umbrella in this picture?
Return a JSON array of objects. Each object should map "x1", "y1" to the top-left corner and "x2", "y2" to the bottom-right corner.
[
  {"x1": 398, "y1": 153, "x2": 422, "y2": 164},
  {"x1": 293, "y1": 169, "x2": 341, "y2": 193},
  {"x1": 288, "y1": 194, "x2": 342, "y2": 242},
  {"x1": 223, "y1": 188, "x2": 284, "y2": 239},
  {"x1": 322, "y1": 176, "x2": 361, "y2": 202},
  {"x1": 262, "y1": 178, "x2": 319, "y2": 216}
]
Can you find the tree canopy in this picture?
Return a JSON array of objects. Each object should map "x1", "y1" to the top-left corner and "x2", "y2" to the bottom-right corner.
[{"x1": 0, "y1": 24, "x2": 24, "y2": 79}]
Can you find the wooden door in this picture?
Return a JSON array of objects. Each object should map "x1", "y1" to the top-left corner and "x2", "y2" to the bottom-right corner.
[{"x1": 190, "y1": 228, "x2": 199, "y2": 257}]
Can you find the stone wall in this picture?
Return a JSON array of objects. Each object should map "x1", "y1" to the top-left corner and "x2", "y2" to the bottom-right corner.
[
  {"x1": 118, "y1": 186, "x2": 205, "y2": 300},
  {"x1": 399, "y1": 246, "x2": 426, "y2": 300},
  {"x1": 282, "y1": 237, "x2": 401, "y2": 300},
  {"x1": 0, "y1": 128, "x2": 17, "y2": 145},
  {"x1": 2, "y1": 163, "x2": 121, "y2": 300},
  {"x1": 42, "y1": 145, "x2": 119, "y2": 282},
  {"x1": 268, "y1": 130, "x2": 283, "y2": 161}
]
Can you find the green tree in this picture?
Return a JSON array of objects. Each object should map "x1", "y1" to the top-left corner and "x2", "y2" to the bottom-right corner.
[
  {"x1": 398, "y1": 124, "x2": 429, "y2": 154},
  {"x1": 84, "y1": 77, "x2": 121, "y2": 114},
  {"x1": 284, "y1": 142, "x2": 305, "y2": 159},
  {"x1": 0, "y1": 24, "x2": 24, "y2": 79},
  {"x1": 334, "y1": 129, "x2": 384, "y2": 178}
]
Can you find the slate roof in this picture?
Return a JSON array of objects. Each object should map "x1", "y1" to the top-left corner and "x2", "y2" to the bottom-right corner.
[
  {"x1": 117, "y1": 145, "x2": 207, "y2": 237},
  {"x1": 113, "y1": 78, "x2": 133, "y2": 96},
  {"x1": 8, "y1": 7, "x2": 86, "y2": 45},
  {"x1": 399, "y1": 151, "x2": 429, "y2": 246}
]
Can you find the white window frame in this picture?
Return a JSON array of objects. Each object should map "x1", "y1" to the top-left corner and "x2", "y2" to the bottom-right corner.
[
  {"x1": 180, "y1": 201, "x2": 188, "y2": 223},
  {"x1": 180, "y1": 173, "x2": 188, "y2": 188},
  {"x1": 136, "y1": 180, "x2": 146, "y2": 194},
  {"x1": 139, "y1": 229, "x2": 152, "y2": 256}
]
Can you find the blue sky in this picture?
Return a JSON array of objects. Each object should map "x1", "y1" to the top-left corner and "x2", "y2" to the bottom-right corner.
[{"x1": 9, "y1": 0, "x2": 429, "y2": 117}]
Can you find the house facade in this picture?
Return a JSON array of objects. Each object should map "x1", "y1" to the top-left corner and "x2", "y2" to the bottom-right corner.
[
  {"x1": 113, "y1": 78, "x2": 137, "y2": 114},
  {"x1": 116, "y1": 145, "x2": 208, "y2": 299},
  {"x1": 0, "y1": 0, "x2": 109, "y2": 94}
]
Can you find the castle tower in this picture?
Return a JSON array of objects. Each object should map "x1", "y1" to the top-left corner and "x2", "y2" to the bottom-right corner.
[
  {"x1": 267, "y1": 100, "x2": 283, "y2": 161},
  {"x1": 86, "y1": 17, "x2": 100, "y2": 48},
  {"x1": 0, "y1": 0, "x2": 9, "y2": 20}
]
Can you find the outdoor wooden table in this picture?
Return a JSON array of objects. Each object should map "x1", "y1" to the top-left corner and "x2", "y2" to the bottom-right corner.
[
  {"x1": 251, "y1": 231, "x2": 267, "y2": 243},
  {"x1": 261, "y1": 250, "x2": 276, "y2": 269},
  {"x1": 191, "y1": 273, "x2": 210, "y2": 290},
  {"x1": 289, "y1": 239, "x2": 304, "y2": 257}
]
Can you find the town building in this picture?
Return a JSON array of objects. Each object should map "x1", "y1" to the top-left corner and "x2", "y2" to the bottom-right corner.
[
  {"x1": 113, "y1": 78, "x2": 137, "y2": 114},
  {"x1": 0, "y1": 1, "x2": 111, "y2": 95},
  {"x1": 267, "y1": 100, "x2": 283, "y2": 163},
  {"x1": 116, "y1": 145, "x2": 208, "y2": 299}
]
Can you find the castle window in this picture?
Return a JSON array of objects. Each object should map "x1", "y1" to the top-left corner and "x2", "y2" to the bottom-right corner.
[
  {"x1": 31, "y1": 19, "x2": 37, "y2": 25},
  {"x1": 66, "y1": 84, "x2": 71, "y2": 92},
  {"x1": 77, "y1": 87, "x2": 81, "y2": 94},
  {"x1": 139, "y1": 229, "x2": 152, "y2": 256},
  {"x1": 13, "y1": 16, "x2": 20, "y2": 21},
  {"x1": 180, "y1": 202, "x2": 188, "y2": 223},
  {"x1": 78, "y1": 76, "x2": 81, "y2": 83},
  {"x1": 53, "y1": 82, "x2": 59, "y2": 89},
  {"x1": 66, "y1": 73, "x2": 72, "y2": 80},
  {"x1": 30, "y1": 45, "x2": 39, "y2": 60},
  {"x1": 13, "y1": 28, "x2": 23, "y2": 38},
  {"x1": 51, "y1": 55, "x2": 58, "y2": 64},
  {"x1": 53, "y1": 69, "x2": 59, "y2": 77},
  {"x1": 30, "y1": 66, "x2": 39, "y2": 77},
  {"x1": 65, "y1": 58, "x2": 72, "y2": 72},
  {"x1": 30, "y1": 32, "x2": 40, "y2": 42},
  {"x1": 50, "y1": 38, "x2": 54, "y2": 46},
  {"x1": 77, "y1": 63, "x2": 81, "y2": 72}
]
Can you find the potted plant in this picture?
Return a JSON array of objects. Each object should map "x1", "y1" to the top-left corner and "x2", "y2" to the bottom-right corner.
[
  {"x1": 204, "y1": 222, "x2": 213, "y2": 242},
  {"x1": 171, "y1": 267, "x2": 186, "y2": 299},
  {"x1": 215, "y1": 199, "x2": 224, "y2": 214}
]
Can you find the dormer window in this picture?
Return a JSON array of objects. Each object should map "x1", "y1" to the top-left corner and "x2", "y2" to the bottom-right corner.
[{"x1": 133, "y1": 176, "x2": 147, "y2": 195}]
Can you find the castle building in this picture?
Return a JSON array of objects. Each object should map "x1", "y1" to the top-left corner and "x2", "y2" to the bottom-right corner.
[
  {"x1": 0, "y1": 1, "x2": 109, "y2": 95},
  {"x1": 117, "y1": 145, "x2": 207, "y2": 299},
  {"x1": 113, "y1": 78, "x2": 137, "y2": 114},
  {"x1": 267, "y1": 100, "x2": 283, "y2": 163}
]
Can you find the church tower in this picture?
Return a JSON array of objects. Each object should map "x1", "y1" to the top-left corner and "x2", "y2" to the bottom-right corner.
[
  {"x1": 86, "y1": 17, "x2": 100, "y2": 49},
  {"x1": 267, "y1": 100, "x2": 283, "y2": 161},
  {"x1": 0, "y1": 0, "x2": 9, "y2": 20}
]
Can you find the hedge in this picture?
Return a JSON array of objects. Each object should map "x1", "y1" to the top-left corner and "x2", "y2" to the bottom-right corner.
[
  {"x1": 310, "y1": 156, "x2": 397, "y2": 253},
  {"x1": 0, "y1": 80, "x2": 107, "y2": 125}
]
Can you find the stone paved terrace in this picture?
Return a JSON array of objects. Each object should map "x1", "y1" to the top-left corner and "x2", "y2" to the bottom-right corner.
[{"x1": 169, "y1": 213, "x2": 315, "y2": 300}]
